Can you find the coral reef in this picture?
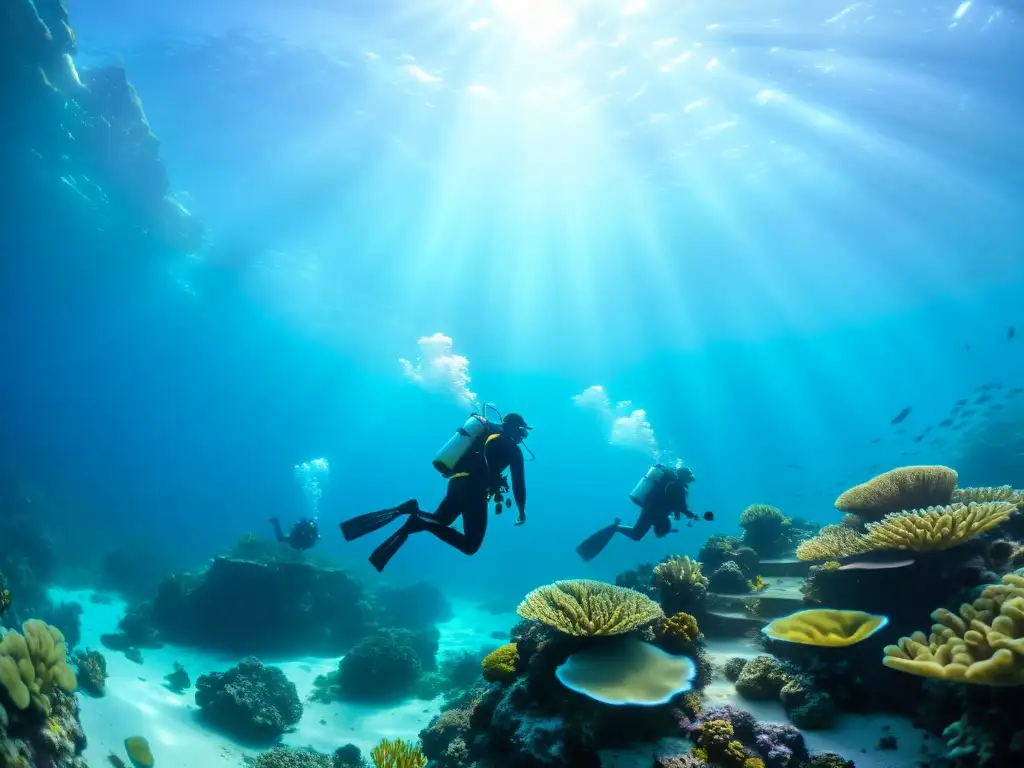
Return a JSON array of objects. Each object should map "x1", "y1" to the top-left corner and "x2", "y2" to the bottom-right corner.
[
  {"x1": 248, "y1": 745, "x2": 364, "y2": 768},
  {"x1": 0, "y1": 620, "x2": 77, "y2": 714},
  {"x1": 722, "y1": 657, "x2": 748, "y2": 683},
  {"x1": 195, "y1": 657, "x2": 302, "y2": 743},
  {"x1": 864, "y1": 502, "x2": 1015, "y2": 552},
  {"x1": 370, "y1": 738, "x2": 427, "y2": 768},
  {"x1": 952, "y1": 485, "x2": 1024, "y2": 512},
  {"x1": 315, "y1": 628, "x2": 429, "y2": 703},
  {"x1": 516, "y1": 580, "x2": 663, "y2": 636},
  {"x1": 709, "y1": 562, "x2": 750, "y2": 594},
  {"x1": 72, "y1": 649, "x2": 106, "y2": 697},
  {"x1": 151, "y1": 556, "x2": 370, "y2": 655},
  {"x1": 740, "y1": 505, "x2": 791, "y2": 558},
  {"x1": 795, "y1": 526, "x2": 869, "y2": 562},
  {"x1": 883, "y1": 571, "x2": 1024, "y2": 684},
  {"x1": 658, "y1": 612, "x2": 702, "y2": 653},
  {"x1": 482, "y1": 644, "x2": 519, "y2": 684},
  {"x1": 698, "y1": 535, "x2": 745, "y2": 571},
  {"x1": 734, "y1": 656, "x2": 792, "y2": 701},
  {"x1": 835, "y1": 465, "x2": 958, "y2": 519},
  {"x1": 654, "y1": 557, "x2": 709, "y2": 615}
]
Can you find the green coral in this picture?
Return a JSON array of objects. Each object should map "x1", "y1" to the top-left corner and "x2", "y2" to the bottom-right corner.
[
  {"x1": 370, "y1": 738, "x2": 427, "y2": 768},
  {"x1": 0, "y1": 619, "x2": 77, "y2": 714},
  {"x1": 658, "y1": 611, "x2": 701, "y2": 652},
  {"x1": 695, "y1": 719, "x2": 750, "y2": 766},
  {"x1": 481, "y1": 643, "x2": 518, "y2": 683},
  {"x1": 734, "y1": 655, "x2": 792, "y2": 700},
  {"x1": 72, "y1": 649, "x2": 106, "y2": 697}
]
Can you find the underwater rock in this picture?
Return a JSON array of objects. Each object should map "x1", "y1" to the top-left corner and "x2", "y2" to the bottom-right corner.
[
  {"x1": 372, "y1": 581, "x2": 453, "y2": 630},
  {"x1": 151, "y1": 556, "x2": 370, "y2": 656},
  {"x1": 330, "y1": 628, "x2": 425, "y2": 703},
  {"x1": 164, "y1": 662, "x2": 191, "y2": 694},
  {"x1": 195, "y1": 656, "x2": 302, "y2": 743}
]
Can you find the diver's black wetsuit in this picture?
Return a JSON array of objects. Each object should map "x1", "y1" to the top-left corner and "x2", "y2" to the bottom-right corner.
[
  {"x1": 340, "y1": 426, "x2": 527, "y2": 571},
  {"x1": 576, "y1": 471, "x2": 696, "y2": 562},
  {"x1": 413, "y1": 430, "x2": 526, "y2": 555}
]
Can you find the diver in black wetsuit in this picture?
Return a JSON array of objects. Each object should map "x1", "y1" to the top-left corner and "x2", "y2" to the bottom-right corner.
[
  {"x1": 341, "y1": 413, "x2": 531, "y2": 572},
  {"x1": 270, "y1": 517, "x2": 320, "y2": 551},
  {"x1": 576, "y1": 464, "x2": 712, "y2": 562}
]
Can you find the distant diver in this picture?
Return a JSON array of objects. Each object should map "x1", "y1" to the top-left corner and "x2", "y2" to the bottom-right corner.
[
  {"x1": 576, "y1": 463, "x2": 712, "y2": 562},
  {"x1": 270, "y1": 516, "x2": 320, "y2": 551},
  {"x1": 340, "y1": 408, "x2": 532, "y2": 572}
]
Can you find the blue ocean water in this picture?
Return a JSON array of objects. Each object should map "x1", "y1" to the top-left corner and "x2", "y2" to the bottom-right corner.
[{"x1": 5, "y1": 0, "x2": 1024, "y2": 609}]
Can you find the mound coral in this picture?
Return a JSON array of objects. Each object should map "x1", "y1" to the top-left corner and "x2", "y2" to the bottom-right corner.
[
  {"x1": 659, "y1": 611, "x2": 702, "y2": 650},
  {"x1": 864, "y1": 502, "x2": 1016, "y2": 552},
  {"x1": 762, "y1": 609, "x2": 889, "y2": 647},
  {"x1": 481, "y1": 644, "x2": 518, "y2": 683},
  {"x1": 722, "y1": 657, "x2": 748, "y2": 682},
  {"x1": 195, "y1": 657, "x2": 302, "y2": 742},
  {"x1": 882, "y1": 571, "x2": 1024, "y2": 685},
  {"x1": 734, "y1": 655, "x2": 793, "y2": 700},
  {"x1": 0, "y1": 619, "x2": 77, "y2": 714},
  {"x1": 795, "y1": 525, "x2": 869, "y2": 562},
  {"x1": 333, "y1": 628, "x2": 425, "y2": 702},
  {"x1": 739, "y1": 505, "x2": 790, "y2": 557},
  {"x1": 72, "y1": 649, "x2": 106, "y2": 697},
  {"x1": 370, "y1": 738, "x2": 427, "y2": 768},
  {"x1": 555, "y1": 637, "x2": 697, "y2": 705},
  {"x1": 693, "y1": 719, "x2": 751, "y2": 766},
  {"x1": 953, "y1": 485, "x2": 1024, "y2": 512},
  {"x1": 516, "y1": 579, "x2": 663, "y2": 636},
  {"x1": 709, "y1": 562, "x2": 750, "y2": 594},
  {"x1": 834, "y1": 465, "x2": 957, "y2": 519}
]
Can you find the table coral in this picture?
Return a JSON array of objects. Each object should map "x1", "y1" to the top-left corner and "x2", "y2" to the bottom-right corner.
[
  {"x1": 835, "y1": 465, "x2": 958, "y2": 517},
  {"x1": 864, "y1": 502, "x2": 1015, "y2": 552},
  {"x1": 516, "y1": 579, "x2": 663, "y2": 636},
  {"x1": 762, "y1": 609, "x2": 889, "y2": 647}
]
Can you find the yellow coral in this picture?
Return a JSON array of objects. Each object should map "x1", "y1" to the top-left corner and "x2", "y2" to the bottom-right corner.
[
  {"x1": 864, "y1": 502, "x2": 1015, "y2": 552},
  {"x1": 516, "y1": 579, "x2": 663, "y2": 636},
  {"x1": 680, "y1": 690, "x2": 704, "y2": 719},
  {"x1": 822, "y1": 561, "x2": 842, "y2": 570},
  {"x1": 370, "y1": 738, "x2": 427, "y2": 768},
  {"x1": 739, "y1": 505, "x2": 787, "y2": 528},
  {"x1": 0, "y1": 620, "x2": 76, "y2": 714},
  {"x1": 953, "y1": 485, "x2": 1024, "y2": 513},
  {"x1": 481, "y1": 643, "x2": 518, "y2": 683},
  {"x1": 883, "y1": 572, "x2": 1024, "y2": 685},
  {"x1": 659, "y1": 612, "x2": 701, "y2": 646},
  {"x1": 763, "y1": 609, "x2": 889, "y2": 647},
  {"x1": 748, "y1": 576, "x2": 766, "y2": 592},
  {"x1": 745, "y1": 758, "x2": 767, "y2": 768},
  {"x1": 653, "y1": 556, "x2": 708, "y2": 590},
  {"x1": 795, "y1": 524, "x2": 871, "y2": 561},
  {"x1": 835, "y1": 465, "x2": 957, "y2": 518}
]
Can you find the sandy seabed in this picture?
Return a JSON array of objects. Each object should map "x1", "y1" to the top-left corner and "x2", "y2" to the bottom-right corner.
[{"x1": 53, "y1": 588, "x2": 936, "y2": 768}]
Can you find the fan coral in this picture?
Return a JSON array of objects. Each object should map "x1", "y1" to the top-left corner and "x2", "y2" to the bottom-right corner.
[
  {"x1": 734, "y1": 656, "x2": 793, "y2": 700},
  {"x1": 709, "y1": 562, "x2": 749, "y2": 594},
  {"x1": 481, "y1": 643, "x2": 518, "y2": 683},
  {"x1": 834, "y1": 465, "x2": 958, "y2": 519},
  {"x1": 795, "y1": 525, "x2": 870, "y2": 561},
  {"x1": 864, "y1": 502, "x2": 1015, "y2": 552},
  {"x1": 370, "y1": 738, "x2": 427, "y2": 768},
  {"x1": 516, "y1": 579, "x2": 663, "y2": 636},
  {"x1": 762, "y1": 609, "x2": 889, "y2": 647},
  {"x1": 739, "y1": 505, "x2": 790, "y2": 557},
  {"x1": 659, "y1": 612, "x2": 702, "y2": 650},
  {"x1": 953, "y1": 485, "x2": 1024, "y2": 512},
  {"x1": 0, "y1": 619, "x2": 77, "y2": 714},
  {"x1": 882, "y1": 571, "x2": 1024, "y2": 685},
  {"x1": 655, "y1": 556, "x2": 709, "y2": 590}
]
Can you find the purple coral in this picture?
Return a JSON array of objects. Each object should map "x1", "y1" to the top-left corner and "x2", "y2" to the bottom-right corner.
[
  {"x1": 752, "y1": 721, "x2": 807, "y2": 768},
  {"x1": 700, "y1": 704, "x2": 758, "y2": 742}
]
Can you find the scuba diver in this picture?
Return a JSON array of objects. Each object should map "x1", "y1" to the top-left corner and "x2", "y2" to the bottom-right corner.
[
  {"x1": 340, "y1": 410, "x2": 532, "y2": 572},
  {"x1": 270, "y1": 516, "x2": 320, "y2": 551},
  {"x1": 575, "y1": 463, "x2": 713, "y2": 562}
]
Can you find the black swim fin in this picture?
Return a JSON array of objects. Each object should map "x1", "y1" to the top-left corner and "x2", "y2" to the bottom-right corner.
[
  {"x1": 575, "y1": 518, "x2": 621, "y2": 563},
  {"x1": 368, "y1": 515, "x2": 422, "y2": 572},
  {"x1": 340, "y1": 500, "x2": 418, "y2": 542}
]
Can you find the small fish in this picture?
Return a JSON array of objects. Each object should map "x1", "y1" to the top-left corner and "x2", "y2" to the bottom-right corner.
[
  {"x1": 1009, "y1": 326, "x2": 1016, "y2": 340},
  {"x1": 870, "y1": 438, "x2": 881, "y2": 444},
  {"x1": 962, "y1": 409, "x2": 977, "y2": 418},
  {"x1": 990, "y1": 404, "x2": 1005, "y2": 411},
  {"x1": 896, "y1": 429, "x2": 907, "y2": 435},
  {"x1": 939, "y1": 419, "x2": 953, "y2": 428},
  {"x1": 890, "y1": 407, "x2": 912, "y2": 425},
  {"x1": 951, "y1": 423, "x2": 965, "y2": 431},
  {"x1": 1009, "y1": 387, "x2": 1023, "y2": 395},
  {"x1": 786, "y1": 463, "x2": 801, "y2": 469},
  {"x1": 954, "y1": 399, "x2": 968, "y2": 407},
  {"x1": 838, "y1": 559, "x2": 915, "y2": 571},
  {"x1": 975, "y1": 394, "x2": 992, "y2": 405},
  {"x1": 108, "y1": 755, "x2": 127, "y2": 768},
  {"x1": 965, "y1": 343, "x2": 971, "y2": 351}
]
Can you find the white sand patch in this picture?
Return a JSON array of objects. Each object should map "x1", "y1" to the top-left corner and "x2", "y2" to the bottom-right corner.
[{"x1": 51, "y1": 589, "x2": 517, "y2": 767}]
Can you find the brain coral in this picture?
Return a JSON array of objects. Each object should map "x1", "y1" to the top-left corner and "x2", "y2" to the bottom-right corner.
[{"x1": 516, "y1": 579, "x2": 663, "y2": 636}]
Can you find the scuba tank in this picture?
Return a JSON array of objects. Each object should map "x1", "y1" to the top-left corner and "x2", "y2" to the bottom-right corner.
[
  {"x1": 629, "y1": 464, "x2": 670, "y2": 507},
  {"x1": 432, "y1": 414, "x2": 491, "y2": 477}
]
